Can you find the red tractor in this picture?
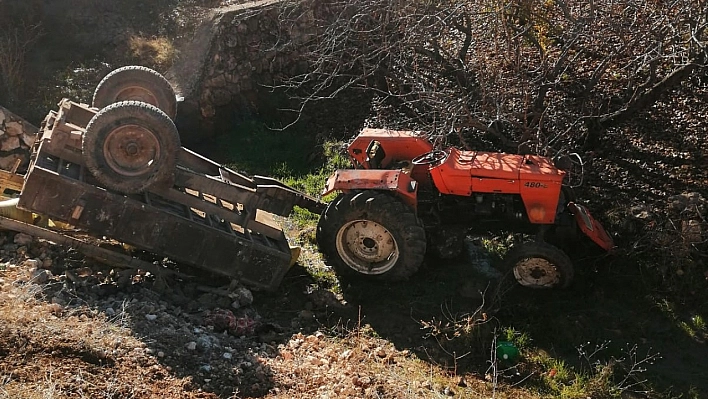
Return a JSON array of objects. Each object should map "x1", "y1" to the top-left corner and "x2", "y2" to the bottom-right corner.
[{"x1": 316, "y1": 128, "x2": 615, "y2": 289}]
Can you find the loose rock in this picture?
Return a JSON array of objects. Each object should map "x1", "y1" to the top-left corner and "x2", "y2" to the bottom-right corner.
[
  {"x1": 14, "y1": 233, "x2": 33, "y2": 246},
  {"x1": 31, "y1": 269, "x2": 52, "y2": 285},
  {"x1": 23, "y1": 259, "x2": 41, "y2": 269}
]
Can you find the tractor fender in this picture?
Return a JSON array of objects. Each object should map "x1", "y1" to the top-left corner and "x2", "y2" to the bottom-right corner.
[
  {"x1": 567, "y1": 202, "x2": 615, "y2": 251},
  {"x1": 322, "y1": 169, "x2": 418, "y2": 210}
]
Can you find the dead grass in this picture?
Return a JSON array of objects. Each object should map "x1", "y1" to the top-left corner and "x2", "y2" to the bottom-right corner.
[
  {"x1": 128, "y1": 36, "x2": 178, "y2": 72},
  {"x1": 0, "y1": 265, "x2": 204, "y2": 399},
  {"x1": 260, "y1": 322, "x2": 538, "y2": 399}
]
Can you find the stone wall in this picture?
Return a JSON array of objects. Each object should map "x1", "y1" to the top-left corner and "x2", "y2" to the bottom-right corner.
[
  {"x1": 167, "y1": 0, "x2": 322, "y2": 142},
  {"x1": 0, "y1": 106, "x2": 37, "y2": 172}
]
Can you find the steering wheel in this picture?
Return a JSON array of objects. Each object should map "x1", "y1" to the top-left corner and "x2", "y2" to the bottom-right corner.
[{"x1": 411, "y1": 149, "x2": 448, "y2": 166}]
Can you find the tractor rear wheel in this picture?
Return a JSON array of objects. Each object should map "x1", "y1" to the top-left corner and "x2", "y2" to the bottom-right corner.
[
  {"x1": 317, "y1": 191, "x2": 426, "y2": 281},
  {"x1": 93, "y1": 66, "x2": 177, "y2": 120},
  {"x1": 503, "y1": 241, "x2": 574, "y2": 289}
]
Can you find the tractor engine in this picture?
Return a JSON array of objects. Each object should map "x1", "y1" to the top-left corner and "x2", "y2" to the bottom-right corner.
[{"x1": 418, "y1": 192, "x2": 529, "y2": 229}]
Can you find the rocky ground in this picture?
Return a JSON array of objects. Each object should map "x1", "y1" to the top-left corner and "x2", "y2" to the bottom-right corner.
[{"x1": 0, "y1": 229, "x2": 516, "y2": 399}]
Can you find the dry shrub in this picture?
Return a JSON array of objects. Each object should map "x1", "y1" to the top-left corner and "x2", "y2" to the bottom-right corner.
[
  {"x1": 127, "y1": 36, "x2": 178, "y2": 72},
  {"x1": 617, "y1": 192, "x2": 708, "y2": 294}
]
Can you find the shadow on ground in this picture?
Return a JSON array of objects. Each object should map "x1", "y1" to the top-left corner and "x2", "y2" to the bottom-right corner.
[{"x1": 274, "y1": 238, "x2": 708, "y2": 398}]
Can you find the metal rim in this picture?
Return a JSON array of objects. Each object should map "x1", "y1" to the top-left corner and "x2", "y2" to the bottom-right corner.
[
  {"x1": 335, "y1": 219, "x2": 399, "y2": 275},
  {"x1": 512, "y1": 257, "x2": 561, "y2": 288},
  {"x1": 115, "y1": 86, "x2": 160, "y2": 108},
  {"x1": 103, "y1": 124, "x2": 161, "y2": 177}
]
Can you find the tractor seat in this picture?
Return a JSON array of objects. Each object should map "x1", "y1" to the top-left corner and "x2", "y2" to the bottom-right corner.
[{"x1": 365, "y1": 140, "x2": 386, "y2": 169}]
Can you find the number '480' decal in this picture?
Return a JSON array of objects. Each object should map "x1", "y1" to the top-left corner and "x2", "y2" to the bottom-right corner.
[{"x1": 524, "y1": 181, "x2": 548, "y2": 188}]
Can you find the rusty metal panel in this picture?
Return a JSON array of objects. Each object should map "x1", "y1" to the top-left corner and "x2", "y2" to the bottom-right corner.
[
  {"x1": 18, "y1": 164, "x2": 292, "y2": 291},
  {"x1": 321, "y1": 169, "x2": 418, "y2": 209}
]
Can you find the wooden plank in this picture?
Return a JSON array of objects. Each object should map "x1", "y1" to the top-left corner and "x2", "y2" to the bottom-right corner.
[
  {"x1": 173, "y1": 167, "x2": 259, "y2": 211},
  {"x1": 152, "y1": 185, "x2": 285, "y2": 240},
  {"x1": 63, "y1": 100, "x2": 96, "y2": 128},
  {"x1": 152, "y1": 186, "x2": 251, "y2": 227},
  {"x1": 0, "y1": 169, "x2": 25, "y2": 193},
  {"x1": 251, "y1": 215, "x2": 286, "y2": 243}
]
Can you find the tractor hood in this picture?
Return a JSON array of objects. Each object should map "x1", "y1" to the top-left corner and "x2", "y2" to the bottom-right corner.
[
  {"x1": 459, "y1": 149, "x2": 565, "y2": 181},
  {"x1": 429, "y1": 148, "x2": 565, "y2": 196}
]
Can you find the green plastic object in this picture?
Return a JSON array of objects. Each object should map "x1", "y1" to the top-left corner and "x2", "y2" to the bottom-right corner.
[{"x1": 496, "y1": 341, "x2": 520, "y2": 361}]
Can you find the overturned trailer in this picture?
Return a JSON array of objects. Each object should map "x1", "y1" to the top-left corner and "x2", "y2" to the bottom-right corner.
[{"x1": 11, "y1": 90, "x2": 323, "y2": 291}]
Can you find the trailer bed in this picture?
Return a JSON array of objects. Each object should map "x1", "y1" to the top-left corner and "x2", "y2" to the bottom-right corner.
[{"x1": 15, "y1": 99, "x2": 324, "y2": 291}]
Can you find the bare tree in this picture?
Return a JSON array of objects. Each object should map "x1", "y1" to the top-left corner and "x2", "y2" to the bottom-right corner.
[
  {"x1": 0, "y1": 1, "x2": 43, "y2": 106},
  {"x1": 277, "y1": 0, "x2": 708, "y2": 154}
]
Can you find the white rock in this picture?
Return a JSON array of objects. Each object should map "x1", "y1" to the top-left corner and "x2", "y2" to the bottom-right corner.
[
  {"x1": 5, "y1": 121, "x2": 22, "y2": 136},
  {"x1": 186, "y1": 341, "x2": 197, "y2": 350},
  {"x1": 157, "y1": 351, "x2": 165, "y2": 358},
  {"x1": 223, "y1": 352, "x2": 232, "y2": 359},
  {"x1": 145, "y1": 314, "x2": 157, "y2": 321},
  {"x1": 23, "y1": 259, "x2": 41, "y2": 269},
  {"x1": 235, "y1": 287, "x2": 253, "y2": 306}
]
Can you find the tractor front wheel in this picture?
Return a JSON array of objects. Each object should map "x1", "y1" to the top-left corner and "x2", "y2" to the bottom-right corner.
[
  {"x1": 503, "y1": 241, "x2": 574, "y2": 289},
  {"x1": 317, "y1": 191, "x2": 426, "y2": 281}
]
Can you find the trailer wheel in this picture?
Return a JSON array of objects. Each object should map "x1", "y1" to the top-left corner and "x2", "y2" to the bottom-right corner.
[
  {"x1": 83, "y1": 101, "x2": 180, "y2": 194},
  {"x1": 93, "y1": 66, "x2": 177, "y2": 120},
  {"x1": 317, "y1": 191, "x2": 426, "y2": 281},
  {"x1": 503, "y1": 241, "x2": 574, "y2": 289}
]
